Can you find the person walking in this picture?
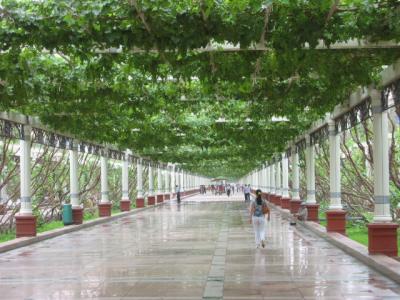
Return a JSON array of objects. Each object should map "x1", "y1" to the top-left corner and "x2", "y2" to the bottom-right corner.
[
  {"x1": 244, "y1": 184, "x2": 251, "y2": 202},
  {"x1": 175, "y1": 185, "x2": 181, "y2": 203},
  {"x1": 226, "y1": 184, "x2": 231, "y2": 197},
  {"x1": 249, "y1": 189, "x2": 270, "y2": 248}
]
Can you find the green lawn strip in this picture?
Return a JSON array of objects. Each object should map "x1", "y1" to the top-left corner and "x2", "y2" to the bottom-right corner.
[
  {"x1": 0, "y1": 230, "x2": 16, "y2": 243},
  {"x1": 37, "y1": 220, "x2": 64, "y2": 233},
  {"x1": 111, "y1": 206, "x2": 120, "y2": 215}
]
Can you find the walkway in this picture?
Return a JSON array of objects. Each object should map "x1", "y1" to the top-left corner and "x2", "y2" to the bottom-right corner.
[{"x1": 0, "y1": 194, "x2": 400, "y2": 299}]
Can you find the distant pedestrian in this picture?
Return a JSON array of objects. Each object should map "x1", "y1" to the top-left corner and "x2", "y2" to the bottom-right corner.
[
  {"x1": 226, "y1": 184, "x2": 231, "y2": 197},
  {"x1": 244, "y1": 184, "x2": 251, "y2": 202},
  {"x1": 175, "y1": 185, "x2": 181, "y2": 203},
  {"x1": 249, "y1": 189, "x2": 270, "y2": 248}
]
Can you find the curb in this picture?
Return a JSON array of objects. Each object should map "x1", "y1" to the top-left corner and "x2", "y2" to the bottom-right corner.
[
  {"x1": 0, "y1": 193, "x2": 198, "y2": 255},
  {"x1": 268, "y1": 202, "x2": 400, "y2": 284}
]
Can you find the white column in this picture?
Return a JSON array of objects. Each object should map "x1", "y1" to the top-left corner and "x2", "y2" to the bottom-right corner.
[
  {"x1": 270, "y1": 162, "x2": 275, "y2": 195},
  {"x1": 121, "y1": 152, "x2": 129, "y2": 201},
  {"x1": 164, "y1": 166, "x2": 168, "y2": 194},
  {"x1": 19, "y1": 125, "x2": 32, "y2": 215},
  {"x1": 275, "y1": 158, "x2": 281, "y2": 197},
  {"x1": 100, "y1": 152, "x2": 109, "y2": 203},
  {"x1": 157, "y1": 164, "x2": 162, "y2": 195},
  {"x1": 328, "y1": 118, "x2": 342, "y2": 209},
  {"x1": 148, "y1": 163, "x2": 153, "y2": 196},
  {"x1": 371, "y1": 90, "x2": 392, "y2": 222},
  {"x1": 170, "y1": 164, "x2": 175, "y2": 193},
  {"x1": 266, "y1": 165, "x2": 270, "y2": 194},
  {"x1": 291, "y1": 147, "x2": 300, "y2": 200},
  {"x1": 263, "y1": 166, "x2": 267, "y2": 190},
  {"x1": 306, "y1": 135, "x2": 316, "y2": 204},
  {"x1": 69, "y1": 140, "x2": 80, "y2": 208},
  {"x1": 282, "y1": 152, "x2": 289, "y2": 198},
  {"x1": 180, "y1": 170, "x2": 184, "y2": 191},
  {"x1": 137, "y1": 159, "x2": 143, "y2": 198}
]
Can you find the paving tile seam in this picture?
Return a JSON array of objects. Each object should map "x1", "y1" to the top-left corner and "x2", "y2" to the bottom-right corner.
[{"x1": 203, "y1": 205, "x2": 230, "y2": 300}]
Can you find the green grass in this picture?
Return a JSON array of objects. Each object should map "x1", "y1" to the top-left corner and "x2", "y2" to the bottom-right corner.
[
  {"x1": 346, "y1": 225, "x2": 369, "y2": 246},
  {"x1": 37, "y1": 220, "x2": 64, "y2": 233},
  {"x1": 0, "y1": 230, "x2": 16, "y2": 243},
  {"x1": 111, "y1": 207, "x2": 120, "y2": 215},
  {"x1": 83, "y1": 211, "x2": 98, "y2": 221}
]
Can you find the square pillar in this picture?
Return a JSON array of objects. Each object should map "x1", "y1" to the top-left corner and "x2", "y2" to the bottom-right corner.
[
  {"x1": 121, "y1": 151, "x2": 130, "y2": 212},
  {"x1": 16, "y1": 125, "x2": 37, "y2": 237},
  {"x1": 305, "y1": 135, "x2": 319, "y2": 222},
  {"x1": 368, "y1": 89, "x2": 398, "y2": 256},
  {"x1": 98, "y1": 153, "x2": 111, "y2": 217},
  {"x1": 136, "y1": 159, "x2": 144, "y2": 208},
  {"x1": 326, "y1": 117, "x2": 346, "y2": 234},
  {"x1": 290, "y1": 146, "x2": 302, "y2": 214},
  {"x1": 281, "y1": 152, "x2": 290, "y2": 209}
]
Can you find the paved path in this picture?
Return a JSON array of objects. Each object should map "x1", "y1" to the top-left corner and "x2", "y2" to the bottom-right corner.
[{"x1": 1, "y1": 193, "x2": 400, "y2": 299}]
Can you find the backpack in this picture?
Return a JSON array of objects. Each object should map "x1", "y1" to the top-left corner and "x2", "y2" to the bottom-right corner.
[{"x1": 253, "y1": 201, "x2": 264, "y2": 217}]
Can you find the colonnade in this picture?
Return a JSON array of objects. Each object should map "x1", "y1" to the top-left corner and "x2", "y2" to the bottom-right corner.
[
  {"x1": 8, "y1": 121, "x2": 209, "y2": 237},
  {"x1": 242, "y1": 85, "x2": 399, "y2": 257}
]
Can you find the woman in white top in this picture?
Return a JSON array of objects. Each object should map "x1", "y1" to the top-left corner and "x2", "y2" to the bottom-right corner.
[{"x1": 249, "y1": 189, "x2": 270, "y2": 248}]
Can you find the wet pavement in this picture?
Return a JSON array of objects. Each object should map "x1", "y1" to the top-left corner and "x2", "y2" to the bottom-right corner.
[{"x1": 0, "y1": 193, "x2": 400, "y2": 299}]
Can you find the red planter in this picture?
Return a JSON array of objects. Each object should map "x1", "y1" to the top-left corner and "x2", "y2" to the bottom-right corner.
[
  {"x1": 275, "y1": 195, "x2": 282, "y2": 206},
  {"x1": 326, "y1": 210, "x2": 346, "y2": 235},
  {"x1": 136, "y1": 197, "x2": 145, "y2": 208},
  {"x1": 148, "y1": 196, "x2": 156, "y2": 205},
  {"x1": 156, "y1": 195, "x2": 164, "y2": 203},
  {"x1": 280, "y1": 197, "x2": 291, "y2": 209},
  {"x1": 15, "y1": 215, "x2": 37, "y2": 237},
  {"x1": 120, "y1": 200, "x2": 131, "y2": 212},
  {"x1": 164, "y1": 194, "x2": 170, "y2": 201},
  {"x1": 98, "y1": 203, "x2": 112, "y2": 217},
  {"x1": 72, "y1": 207, "x2": 84, "y2": 224},
  {"x1": 305, "y1": 204, "x2": 320, "y2": 222},
  {"x1": 289, "y1": 199, "x2": 302, "y2": 214},
  {"x1": 368, "y1": 223, "x2": 399, "y2": 256}
]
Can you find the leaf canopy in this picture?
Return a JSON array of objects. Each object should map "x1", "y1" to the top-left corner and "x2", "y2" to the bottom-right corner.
[{"x1": 0, "y1": 0, "x2": 399, "y2": 179}]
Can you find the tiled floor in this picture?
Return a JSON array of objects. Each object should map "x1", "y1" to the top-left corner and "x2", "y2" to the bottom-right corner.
[{"x1": 0, "y1": 193, "x2": 400, "y2": 299}]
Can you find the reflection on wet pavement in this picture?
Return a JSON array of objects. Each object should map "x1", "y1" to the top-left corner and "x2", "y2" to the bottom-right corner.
[{"x1": 0, "y1": 193, "x2": 399, "y2": 299}]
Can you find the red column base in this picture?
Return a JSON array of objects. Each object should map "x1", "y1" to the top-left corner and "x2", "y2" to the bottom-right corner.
[
  {"x1": 269, "y1": 194, "x2": 275, "y2": 204},
  {"x1": 136, "y1": 197, "x2": 144, "y2": 208},
  {"x1": 275, "y1": 195, "x2": 282, "y2": 207},
  {"x1": 15, "y1": 215, "x2": 37, "y2": 238},
  {"x1": 368, "y1": 223, "x2": 399, "y2": 256},
  {"x1": 72, "y1": 207, "x2": 84, "y2": 225},
  {"x1": 120, "y1": 200, "x2": 131, "y2": 212},
  {"x1": 148, "y1": 196, "x2": 155, "y2": 205},
  {"x1": 164, "y1": 194, "x2": 170, "y2": 201},
  {"x1": 281, "y1": 197, "x2": 291, "y2": 209},
  {"x1": 326, "y1": 210, "x2": 346, "y2": 235},
  {"x1": 306, "y1": 204, "x2": 320, "y2": 222},
  {"x1": 98, "y1": 203, "x2": 112, "y2": 217},
  {"x1": 289, "y1": 199, "x2": 302, "y2": 214},
  {"x1": 268, "y1": 194, "x2": 273, "y2": 202},
  {"x1": 156, "y1": 195, "x2": 164, "y2": 203}
]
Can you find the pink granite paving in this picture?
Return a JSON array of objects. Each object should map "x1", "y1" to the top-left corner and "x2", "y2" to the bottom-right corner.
[{"x1": 0, "y1": 193, "x2": 399, "y2": 299}]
